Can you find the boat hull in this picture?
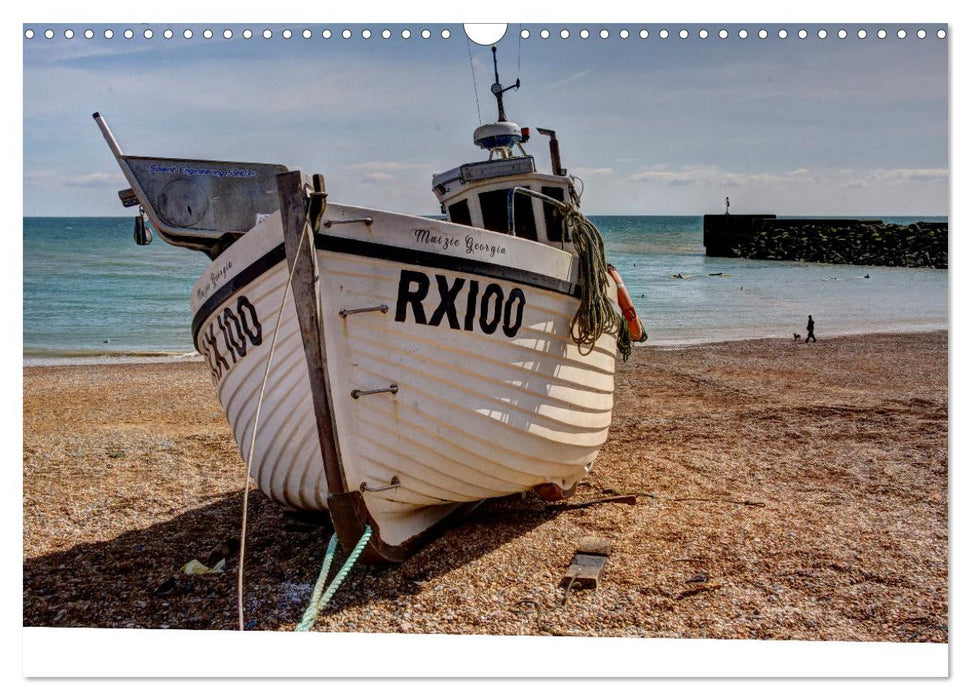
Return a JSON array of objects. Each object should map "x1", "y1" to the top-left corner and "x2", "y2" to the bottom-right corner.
[{"x1": 191, "y1": 203, "x2": 618, "y2": 559}]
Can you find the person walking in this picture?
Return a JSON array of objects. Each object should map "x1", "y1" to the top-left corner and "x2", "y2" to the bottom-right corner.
[{"x1": 805, "y1": 315, "x2": 817, "y2": 343}]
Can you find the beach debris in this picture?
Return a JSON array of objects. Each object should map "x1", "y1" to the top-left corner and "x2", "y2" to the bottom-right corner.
[
  {"x1": 181, "y1": 558, "x2": 226, "y2": 575},
  {"x1": 601, "y1": 488, "x2": 765, "y2": 508},
  {"x1": 205, "y1": 536, "x2": 240, "y2": 567},
  {"x1": 150, "y1": 538, "x2": 240, "y2": 596},
  {"x1": 283, "y1": 511, "x2": 330, "y2": 533},
  {"x1": 152, "y1": 577, "x2": 177, "y2": 596},
  {"x1": 668, "y1": 565, "x2": 722, "y2": 600},
  {"x1": 182, "y1": 537, "x2": 242, "y2": 574},
  {"x1": 674, "y1": 582, "x2": 723, "y2": 601},
  {"x1": 560, "y1": 537, "x2": 612, "y2": 604},
  {"x1": 546, "y1": 494, "x2": 637, "y2": 511},
  {"x1": 902, "y1": 623, "x2": 948, "y2": 642}
]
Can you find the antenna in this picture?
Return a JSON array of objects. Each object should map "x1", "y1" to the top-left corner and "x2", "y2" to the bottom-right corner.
[
  {"x1": 489, "y1": 45, "x2": 520, "y2": 122},
  {"x1": 467, "y1": 37, "x2": 482, "y2": 124}
]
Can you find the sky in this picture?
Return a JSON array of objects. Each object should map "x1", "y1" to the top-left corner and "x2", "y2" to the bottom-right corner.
[{"x1": 22, "y1": 20, "x2": 949, "y2": 217}]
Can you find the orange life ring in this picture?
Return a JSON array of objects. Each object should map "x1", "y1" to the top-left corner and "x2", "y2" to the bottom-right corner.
[{"x1": 607, "y1": 264, "x2": 647, "y2": 342}]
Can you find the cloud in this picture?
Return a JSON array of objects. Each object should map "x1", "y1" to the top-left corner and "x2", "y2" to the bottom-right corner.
[
  {"x1": 545, "y1": 68, "x2": 593, "y2": 91},
  {"x1": 629, "y1": 165, "x2": 817, "y2": 188},
  {"x1": 64, "y1": 172, "x2": 120, "y2": 188},
  {"x1": 347, "y1": 161, "x2": 430, "y2": 172},
  {"x1": 867, "y1": 168, "x2": 949, "y2": 184},
  {"x1": 571, "y1": 167, "x2": 613, "y2": 177},
  {"x1": 843, "y1": 168, "x2": 948, "y2": 188},
  {"x1": 25, "y1": 171, "x2": 121, "y2": 188},
  {"x1": 361, "y1": 172, "x2": 395, "y2": 184},
  {"x1": 630, "y1": 171, "x2": 696, "y2": 187}
]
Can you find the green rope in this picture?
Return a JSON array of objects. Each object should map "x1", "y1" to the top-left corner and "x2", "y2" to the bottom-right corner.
[
  {"x1": 295, "y1": 532, "x2": 339, "y2": 631},
  {"x1": 318, "y1": 525, "x2": 371, "y2": 608},
  {"x1": 295, "y1": 525, "x2": 372, "y2": 632},
  {"x1": 563, "y1": 209, "x2": 624, "y2": 358}
]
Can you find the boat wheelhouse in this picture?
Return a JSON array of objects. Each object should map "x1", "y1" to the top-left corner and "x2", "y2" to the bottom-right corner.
[{"x1": 433, "y1": 49, "x2": 574, "y2": 247}]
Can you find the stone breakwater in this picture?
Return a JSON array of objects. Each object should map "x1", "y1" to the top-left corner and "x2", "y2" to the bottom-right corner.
[{"x1": 703, "y1": 215, "x2": 948, "y2": 268}]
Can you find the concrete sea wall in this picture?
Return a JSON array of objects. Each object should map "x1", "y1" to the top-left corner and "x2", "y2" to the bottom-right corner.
[{"x1": 703, "y1": 215, "x2": 947, "y2": 268}]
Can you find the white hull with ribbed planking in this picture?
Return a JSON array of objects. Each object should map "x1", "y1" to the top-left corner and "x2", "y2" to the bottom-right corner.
[
  {"x1": 190, "y1": 211, "x2": 330, "y2": 511},
  {"x1": 190, "y1": 203, "x2": 619, "y2": 553}
]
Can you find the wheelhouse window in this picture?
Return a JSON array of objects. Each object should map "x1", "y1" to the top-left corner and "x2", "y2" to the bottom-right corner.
[
  {"x1": 478, "y1": 188, "x2": 538, "y2": 240},
  {"x1": 541, "y1": 186, "x2": 569, "y2": 242},
  {"x1": 447, "y1": 199, "x2": 472, "y2": 226}
]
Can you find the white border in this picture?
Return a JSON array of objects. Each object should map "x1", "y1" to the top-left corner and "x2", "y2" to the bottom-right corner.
[
  {"x1": 13, "y1": 0, "x2": 960, "y2": 690},
  {"x1": 22, "y1": 627, "x2": 948, "y2": 678}
]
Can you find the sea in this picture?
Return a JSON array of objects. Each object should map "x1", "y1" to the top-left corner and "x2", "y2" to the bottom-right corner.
[{"x1": 22, "y1": 215, "x2": 949, "y2": 365}]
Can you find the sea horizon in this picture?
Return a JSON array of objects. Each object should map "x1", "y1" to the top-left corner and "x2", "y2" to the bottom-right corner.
[
  {"x1": 23, "y1": 214, "x2": 948, "y2": 364},
  {"x1": 23, "y1": 213, "x2": 951, "y2": 221}
]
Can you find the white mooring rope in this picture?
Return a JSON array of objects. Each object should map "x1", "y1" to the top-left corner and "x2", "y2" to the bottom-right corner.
[{"x1": 236, "y1": 206, "x2": 311, "y2": 631}]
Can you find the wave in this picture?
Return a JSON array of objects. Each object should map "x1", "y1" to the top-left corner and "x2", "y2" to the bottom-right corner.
[{"x1": 23, "y1": 349, "x2": 203, "y2": 367}]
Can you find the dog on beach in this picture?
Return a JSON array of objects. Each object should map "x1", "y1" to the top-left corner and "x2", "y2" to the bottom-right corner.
[{"x1": 793, "y1": 333, "x2": 802, "y2": 341}]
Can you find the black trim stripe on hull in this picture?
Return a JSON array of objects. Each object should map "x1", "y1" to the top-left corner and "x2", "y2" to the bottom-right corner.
[
  {"x1": 191, "y1": 232, "x2": 581, "y2": 343},
  {"x1": 313, "y1": 233, "x2": 581, "y2": 298},
  {"x1": 192, "y1": 243, "x2": 287, "y2": 344}
]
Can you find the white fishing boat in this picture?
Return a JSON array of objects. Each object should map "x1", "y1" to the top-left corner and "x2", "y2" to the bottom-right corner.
[{"x1": 94, "y1": 47, "x2": 646, "y2": 562}]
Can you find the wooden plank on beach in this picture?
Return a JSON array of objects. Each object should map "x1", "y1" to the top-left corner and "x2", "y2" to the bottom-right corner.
[{"x1": 560, "y1": 537, "x2": 612, "y2": 590}]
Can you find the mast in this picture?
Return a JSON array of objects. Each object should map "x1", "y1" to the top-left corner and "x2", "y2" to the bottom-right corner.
[
  {"x1": 472, "y1": 45, "x2": 527, "y2": 159},
  {"x1": 489, "y1": 45, "x2": 519, "y2": 122}
]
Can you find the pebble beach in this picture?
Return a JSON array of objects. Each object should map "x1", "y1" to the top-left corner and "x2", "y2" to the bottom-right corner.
[{"x1": 22, "y1": 331, "x2": 948, "y2": 643}]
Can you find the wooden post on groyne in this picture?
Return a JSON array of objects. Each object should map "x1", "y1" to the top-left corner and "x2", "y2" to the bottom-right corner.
[{"x1": 703, "y1": 214, "x2": 948, "y2": 268}]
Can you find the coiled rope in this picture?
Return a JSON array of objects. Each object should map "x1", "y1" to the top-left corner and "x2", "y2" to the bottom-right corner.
[
  {"x1": 562, "y1": 209, "x2": 634, "y2": 361},
  {"x1": 295, "y1": 526, "x2": 373, "y2": 631},
  {"x1": 615, "y1": 316, "x2": 634, "y2": 363}
]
